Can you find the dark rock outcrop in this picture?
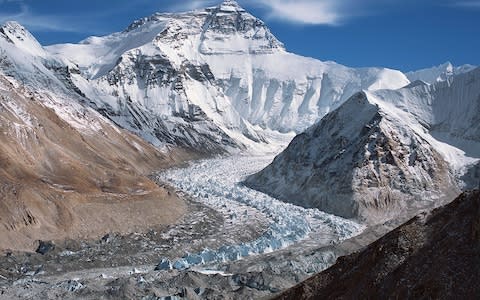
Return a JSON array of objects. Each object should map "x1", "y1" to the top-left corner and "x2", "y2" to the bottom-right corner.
[
  {"x1": 35, "y1": 241, "x2": 55, "y2": 255},
  {"x1": 274, "y1": 190, "x2": 480, "y2": 300}
]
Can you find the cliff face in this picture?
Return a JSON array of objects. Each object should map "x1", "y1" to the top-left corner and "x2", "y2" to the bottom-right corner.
[{"x1": 274, "y1": 190, "x2": 480, "y2": 300}]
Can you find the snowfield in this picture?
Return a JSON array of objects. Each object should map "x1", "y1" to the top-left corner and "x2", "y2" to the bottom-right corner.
[{"x1": 156, "y1": 155, "x2": 364, "y2": 270}]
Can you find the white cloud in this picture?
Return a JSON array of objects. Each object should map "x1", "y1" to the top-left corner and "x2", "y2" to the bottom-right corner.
[
  {"x1": 164, "y1": 0, "x2": 348, "y2": 25},
  {"x1": 253, "y1": 0, "x2": 341, "y2": 25},
  {"x1": 163, "y1": 0, "x2": 404, "y2": 26},
  {"x1": 0, "y1": 0, "x2": 442, "y2": 35},
  {"x1": 167, "y1": 0, "x2": 218, "y2": 11},
  {"x1": 162, "y1": 0, "x2": 344, "y2": 24},
  {"x1": 0, "y1": 2, "x2": 88, "y2": 32},
  {"x1": 245, "y1": 0, "x2": 414, "y2": 25},
  {"x1": 450, "y1": 0, "x2": 480, "y2": 7}
]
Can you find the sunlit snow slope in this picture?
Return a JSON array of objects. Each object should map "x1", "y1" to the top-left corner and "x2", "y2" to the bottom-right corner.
[{"x1": 406, "y1": 62, "x2": 476, "y2": 84}]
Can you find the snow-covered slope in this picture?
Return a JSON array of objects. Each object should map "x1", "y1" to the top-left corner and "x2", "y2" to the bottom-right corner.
[
  {"x1": 373, "y1": 68, "x2": 480, "y2": 170},
  {"x1": 406, "y1": 62, "x2": 476, "y2": 84},
  {"x1": 245, "y1": 68, "x2": 480, "y2": 223},
  {"x1": 46, "y1": 0, "x2": 410, "y2": 150},
  {"x1": 0, "y1": 19, "x2": 237, "y2": 153},
  {"x1": 0, "y1": 21, "x2": 48, "y2": 58},
  {"x1": 0, "y1": 21, "x2": 109, "y2": 134}
]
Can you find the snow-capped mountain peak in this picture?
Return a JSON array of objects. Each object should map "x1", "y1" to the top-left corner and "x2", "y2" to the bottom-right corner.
[
  {"x1": 1, "y1": 21, "x2": 37, "y2": 44},
  {"x1": 406, "y1": 61, "x2": 476, "y2": 84},
  {"x1": 43, "y1": 2, "x2": 410, "y2": 151},
  {"x1": 200, "y1": 0, "x2": 284, "y2": 55},
  {"x1": 217, "y1": 0, "x2": 245, "y2": 12},
  {"x1": 246, "y1": 67, "x2": 480, "y2": 223}
]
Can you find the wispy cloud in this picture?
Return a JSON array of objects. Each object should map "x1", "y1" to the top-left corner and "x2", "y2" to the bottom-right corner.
[
  {"x1": 0, "y1": 2, "x2": 93, "y2": 33},
  {"x1": 166, "y1": 0, "x2": 218, "y2": 12},
  {"x1": 449, "y1": 0, "x2": 480, "y2": 7},
  {"x1": 163, "y1": 0, "x2": 351, "y2": 25},
  {"x1": 245, "y1": 0, "x2": 417, "y2": 25},
  {"x1": 251, "y1": 0, "x2": 341, "y2": 25},
  {"x1": 164, "y1": 0, "x2": 363, "y2": 25},
  {"x1": 0, "y1": 0, "x2": 449, "y2": 35},
  {"x1": 0, "y1": 0, "x2": 400, "y2": 32}
]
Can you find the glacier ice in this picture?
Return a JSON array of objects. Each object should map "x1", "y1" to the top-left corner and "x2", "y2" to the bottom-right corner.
[{"x1": 155, "y1": 155, "x2": 364, "y2": 270}]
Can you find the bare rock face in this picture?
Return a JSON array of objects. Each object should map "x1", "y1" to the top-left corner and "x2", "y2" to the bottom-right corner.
[
  {"x1": 274, "y1": 190, "x2": 480, "y2": 300},
  {"x1": 35, "y1": 241, "x2": 55, "y2": 255}
]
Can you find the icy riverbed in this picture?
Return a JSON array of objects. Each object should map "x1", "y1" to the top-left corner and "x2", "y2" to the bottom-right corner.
[{"x1": 155, "y1": 155, "x2": 365, "y2": 270}]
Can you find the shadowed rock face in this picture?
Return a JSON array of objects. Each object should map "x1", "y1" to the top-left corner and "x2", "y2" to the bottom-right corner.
[{"x1": 274, "y1": 190, "x2": 480, "y2": 300}]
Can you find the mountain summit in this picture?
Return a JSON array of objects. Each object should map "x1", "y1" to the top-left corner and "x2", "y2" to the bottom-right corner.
[
  {"x1": 200, "y1": 0, "x2": 284, "y2": 55},
  {"x1": 44, "y1": 1, "x2": 408, "y2": 151}
]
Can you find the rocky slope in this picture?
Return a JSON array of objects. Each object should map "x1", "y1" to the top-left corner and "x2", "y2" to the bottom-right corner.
[
  {"x1": 246, "y1": 68, "x2": 480, "y2": 223},
  {"x1": 274, "y1": 190, "x2": 480, "y2": 300},
  {"x1": 46, "y1": 0, "x2": 410, "y2": 150},
  {"x1": 0, "y1": 22, "x2": 189, "y2": 252}
]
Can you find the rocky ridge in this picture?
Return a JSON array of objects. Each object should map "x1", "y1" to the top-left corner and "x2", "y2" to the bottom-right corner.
[{"x1": 246, "y1": 68, "x2": 480, "y2": 223}]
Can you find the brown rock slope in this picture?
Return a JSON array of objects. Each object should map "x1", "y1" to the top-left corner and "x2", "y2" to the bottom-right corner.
[
  {"x1": 274, "y1": 190, "x2": 480, "y2": 300},
  {"x1": 0, "y1": 75, "x2": 188, "y2": 252}
]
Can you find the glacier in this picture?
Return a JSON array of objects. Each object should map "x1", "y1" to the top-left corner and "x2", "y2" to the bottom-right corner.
[{"x1": 155, "y1": 155, "x2": 364, "y2": 270}]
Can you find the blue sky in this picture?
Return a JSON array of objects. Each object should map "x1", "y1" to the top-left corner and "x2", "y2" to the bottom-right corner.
[{"x1": 0, "y1": 0, "x2": 479, "y2": 71}]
